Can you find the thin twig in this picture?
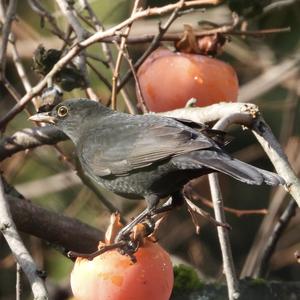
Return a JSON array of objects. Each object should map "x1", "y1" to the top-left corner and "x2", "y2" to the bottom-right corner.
[
  {"x1": 2, "y1": 77, "x2": 22, "y2": 102},
  {"x1": 209, "y1": 174, "x2": 240, "y2": 299},
  {"x1": 0, "y1": 0, "x2": 17, "y2": 79},
  {"x1": 27, "y1": 0, "x2": 66, "y2": 41},
  {"x1": 257, "y1": 199, "x2": 297, "y2": 277},
  {"x1": 55, "y1": 0, "x2": 100, "y2": 101},
  {"x1": 117, "y1": 0, "x2": 187, "y2": 94},
  {"x1": 9, "y1": 35, "x2": 32, "y2": 92},
  {"x1": 200, "y1": 197, "x2": 268, "y2": 217},
  {"x1": 99, "y1": 27, "x2": 291, "y2": 44},
  {"x1": 185, "y1": 196, "x2": 230, "y2": 232},
  {"x1": 0, "y1": 0, "x2": 219, "y2": 129},
  {"x1": 86, "y1": 59, "x2": 112, "y2": 90},
  {"x1": 123, "y1": 45, "x2": 148, "y2": 113},
  {"x1": 208, "y1": 113, "x2": 244, "y2": 300},
  {"x1": 241, "y1": 137, "x2": 300, "y2": 278},
  {"x1": 111, "y1": 0, "x2": 140, "y2": 110},
  {"x1": 55, "y1": 0, "x2": 88, "y2": 79},
  {"x1": 252, "y1": 116, "x2": 300, "y2": 207},
  {"x1": 0, "y1": 126, "x2": 67, "y2": 161},
  {"x1": 0, "y1": 178, "x2": 48, "y2": 299},
  {"x1": 16, "y1": 263, "x2": 22, "y2": 300},
  {"x1": 79, "y1": 0, "x2": 137, "y2": 114},
  {"x1": 8, "y1": 34, "x2": 41, "y2": 112}
]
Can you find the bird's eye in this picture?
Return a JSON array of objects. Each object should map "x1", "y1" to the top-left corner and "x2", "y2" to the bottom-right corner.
[{"x1": 57, "y1": 106, "x2": 68, "y2": 118}]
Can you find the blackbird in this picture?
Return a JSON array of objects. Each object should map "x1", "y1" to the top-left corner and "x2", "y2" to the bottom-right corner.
[{"x1": 30, "y1": 98, "x2": 284, "y2": 240}]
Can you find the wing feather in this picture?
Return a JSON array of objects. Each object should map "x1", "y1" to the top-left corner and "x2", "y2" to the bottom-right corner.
[{"x1": 78, "y1": 118, "x2": 215, "y2": 176}]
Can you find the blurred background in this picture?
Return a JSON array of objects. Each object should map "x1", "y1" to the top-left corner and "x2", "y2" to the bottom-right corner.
[{"x1": 0, "y1": 0, "x2": 300, "y2": 299}]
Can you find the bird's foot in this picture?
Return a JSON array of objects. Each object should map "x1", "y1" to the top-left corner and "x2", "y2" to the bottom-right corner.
[
  {"x1": 67, "y1": 239, "x2": 139, "y2": 262},
  {"x1": 115, "y1": 216, "x2": 155, "y2": 243},
  {"x1": 68, "y1": 218, "x2": 156, "y2": 263},
  {"x1": 67, "y1": 241, "x2": 126, "y2": 261},
  {"x1": 114, "y1": 208, "x2": 155, "y2": 243}
]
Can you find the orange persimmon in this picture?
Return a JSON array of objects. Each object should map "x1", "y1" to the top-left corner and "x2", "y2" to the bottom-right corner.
[
  {"x1": 70, "y1": 214, "x2": 173, "y2": 300},
  {"x1": 137, "y1": 48, "x2": 238, "y2": 112}
]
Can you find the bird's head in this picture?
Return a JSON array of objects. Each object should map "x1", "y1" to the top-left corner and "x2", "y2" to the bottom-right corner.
[{"x1": 29, "y1": 98, "x2": 112, "y2": 142}]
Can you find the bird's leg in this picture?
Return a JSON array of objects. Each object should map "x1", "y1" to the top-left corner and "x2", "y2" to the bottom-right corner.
[
  {"x1": 115, "y1": 194, "x2": 160, "y2": 243},
  {"x1": 114, "y1": 207, "x2": 155, "y2": 242},
  {"x1": 153, "y1": 190, "x2": 184, "y2": 215}
]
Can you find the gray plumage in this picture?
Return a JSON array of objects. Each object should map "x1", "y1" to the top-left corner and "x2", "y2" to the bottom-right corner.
[{"x1": 35, "y1": 98, "x2": 284, "y2": 213}]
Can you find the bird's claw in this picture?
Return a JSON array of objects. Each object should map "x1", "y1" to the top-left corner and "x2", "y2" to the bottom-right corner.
[{"x1": 67, "y1": 239, "x2": 138, "y2": 261}]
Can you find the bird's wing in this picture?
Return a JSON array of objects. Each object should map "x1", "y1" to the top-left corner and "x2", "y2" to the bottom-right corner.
[
  {"x1": 78, "y1": 121, "x2": 215, "y2": 177},
  {"x1": 172, "y1": 117, "x2": 232, "y2": 147}
]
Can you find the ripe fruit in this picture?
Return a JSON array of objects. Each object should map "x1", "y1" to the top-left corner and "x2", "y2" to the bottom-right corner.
[
  {"x1": 70, "y1": 214, "x2": 174, "y2": 300},
  {"x1": 137, "y1": 48, "x2": 239, "y2": 112}
]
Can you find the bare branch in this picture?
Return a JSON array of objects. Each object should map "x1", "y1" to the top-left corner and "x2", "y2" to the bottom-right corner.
[
  {"x1": 0, "y1": 0, "x2": 219, "y2": 129},
  {"x1": 0, "y1": 126, "x2": 67, "y2": 162},
  {"x1": 117, "y1": 0, "x2": 187, "y2": 94},
  {"x1": 98, "y1": 27, "x2": 291, "y2": 44},
  {"x1": 16, "y1": 263, "x2": 22, "y2": 300},
  {"x1": 209, "y1": 173, "x2": 240, "y2": 300},
  {"x1": 7, "y1": 193, "x2": 102, "y2": 253},
  {"x1": 241, "y1": 137, "x2": 300, "y2": 278},
  {"x1": 111, "y1": 0, "x2": 141, "y2": 110},
  {"x1": 252, "y1": 116, "x2": 300, "y2": 207},
  {"x1": 79, "y1": 0, "x2": 137, "y2": 114},
  {"x1": 208, "y1": 112, "x2": 245, "y2": 300},
  {"x1": 0, "y1": 178, "x2": 48, "y2": 299},
  {"x1": 27, "y1": 0, "x2": 66, "y2": 40},
  {"x1": 0, "y1": 0, "x2": 17, "y2": 79},
  {"x1": 257, "y1": 199, "x2": 297, "y2": 277}
]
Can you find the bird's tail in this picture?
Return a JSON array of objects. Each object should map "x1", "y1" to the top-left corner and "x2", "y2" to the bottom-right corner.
[{"x1": 173, "y1": 150, "x2": 284, "y2": 186}]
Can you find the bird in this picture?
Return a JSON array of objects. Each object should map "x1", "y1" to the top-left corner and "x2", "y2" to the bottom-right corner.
[{"x1": 30, "y1": 98, "x2": 284, "y2": 241}]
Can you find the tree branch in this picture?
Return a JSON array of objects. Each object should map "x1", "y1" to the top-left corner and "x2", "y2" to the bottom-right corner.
[
  {"x1": 0, "y1": 178, "x2": 48, "y2": 299},
  {"x1": 0, "y1": 0, "x2": 219, "y2": 129},
  {"x1": 0, "y1": 126, "x2": 67, "y2": 162},
  {"x1": 7, "y1": 194, "x2": 102, "y2": 253}
]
